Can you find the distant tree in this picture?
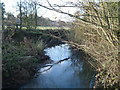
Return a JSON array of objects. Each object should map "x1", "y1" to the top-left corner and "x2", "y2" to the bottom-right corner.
[
  {"x1": 0, "y1": 3, "x2": 5, "y2": 30},
  {"x1": 16, "y1": 0, "x2": 39, "y2": 29},
  {"x1": 5, "y1": 13, "x2": 17, "y2": 27},
  {"x1": 58, "y1": 20, "x2": 66, "y2": 27},
  {"x1": 34, "y1": 1, "x2": 37, "y2": 29},
  {"x1": 19, "y1": 0, "x2": 22, "y2": 30},
  {"x1": 16, "y1": 0, "x2": 23, "y2": 30}
]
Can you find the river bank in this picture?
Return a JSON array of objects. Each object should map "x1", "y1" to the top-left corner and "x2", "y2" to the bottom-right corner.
[
  {"x1": 2, "y1": 29, "x2": 63, "y2": 89},
  {"x1": 2, "y1": 43, "x2": 52, "y2": 88},
  {"x1": 2, "y1": 53, "x2": 51, "y2": 88}
]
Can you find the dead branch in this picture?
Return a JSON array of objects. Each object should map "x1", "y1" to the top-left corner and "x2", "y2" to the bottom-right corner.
[{"x1": 38, "y1": 57, "x2": 70, "y2": 73}]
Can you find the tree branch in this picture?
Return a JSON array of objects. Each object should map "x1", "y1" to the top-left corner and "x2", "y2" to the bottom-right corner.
[
  {"x1": 37, "y1": 57, "x2": 70, "y2": 73},
  {"x1": 36, "y1": 2, "x2": 109, "y2": 28}
]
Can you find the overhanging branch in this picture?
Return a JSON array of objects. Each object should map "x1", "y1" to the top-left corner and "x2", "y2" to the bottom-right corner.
[{"x1": 36, "y1": 2, "x2": 109, "y2": 28}]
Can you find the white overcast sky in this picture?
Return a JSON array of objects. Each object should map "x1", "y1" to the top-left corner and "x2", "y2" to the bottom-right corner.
[{"x1": 1, "y1": 0, "x2": 79, "y2": 22}]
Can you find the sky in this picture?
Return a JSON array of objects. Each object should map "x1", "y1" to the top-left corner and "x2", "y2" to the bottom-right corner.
[{"x1": 0, "y1": 0, "x2": 78, "y2": 22}]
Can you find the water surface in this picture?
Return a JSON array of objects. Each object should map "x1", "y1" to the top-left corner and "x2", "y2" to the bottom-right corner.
[{"x1": 22, "y1": 44, "x2": 95, "y2": 88}]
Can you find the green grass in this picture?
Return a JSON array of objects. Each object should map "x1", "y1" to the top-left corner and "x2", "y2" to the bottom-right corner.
[
  {"x1": 2, "y1": 43, "x2": 27, "y2": 61},
  {"x1": 31, "y1": 58, "x2": 39, "y2": 63},
  {"x1": 22, "y1": 26, "x2": 70, "y2": 30}
]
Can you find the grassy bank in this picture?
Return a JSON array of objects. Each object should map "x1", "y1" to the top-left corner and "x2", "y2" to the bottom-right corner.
[{"x1": 2, "y1": 29, "x2": 50, "y2": 88}]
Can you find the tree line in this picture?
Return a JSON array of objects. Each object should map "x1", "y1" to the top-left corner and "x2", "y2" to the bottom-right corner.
[{"x1": 1, "y1": 0, "x2": 70, "y2": 30}]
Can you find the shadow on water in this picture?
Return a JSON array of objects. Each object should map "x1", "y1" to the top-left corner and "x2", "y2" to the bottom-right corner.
[{"x1": 21, "y1": 44, "x2": 96, "y2": 88}]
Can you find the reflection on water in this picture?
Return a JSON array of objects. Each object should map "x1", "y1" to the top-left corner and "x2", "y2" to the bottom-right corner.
[
  {"x1": 21, "y1": 44, "x2": 95, "y2": 88},
  {"x1": 44, "y1": 44, "x2": 71, "y2": 61}
]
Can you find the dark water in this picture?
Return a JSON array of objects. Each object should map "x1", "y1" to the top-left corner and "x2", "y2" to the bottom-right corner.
[{"x1": 21, "y1": 44, "x2": 95, "y2": 88}]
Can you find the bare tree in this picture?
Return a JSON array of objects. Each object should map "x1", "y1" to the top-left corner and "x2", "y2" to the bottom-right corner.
[{"x1": 16, "y1": 0, "x2": 39, "y2": 29}]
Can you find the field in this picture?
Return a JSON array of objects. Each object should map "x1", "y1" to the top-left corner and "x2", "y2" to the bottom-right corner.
[{"x1": 5, "y1": 26, "x2": 70, "y2": 30}]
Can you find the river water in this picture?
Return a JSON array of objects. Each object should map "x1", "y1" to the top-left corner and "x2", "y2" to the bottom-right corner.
[{"x1": 21, "y1": 44, "x2": 95, "y2": 88}]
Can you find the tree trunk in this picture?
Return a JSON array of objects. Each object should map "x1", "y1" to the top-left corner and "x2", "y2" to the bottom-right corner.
[
  {"x1": 20, "y1": 0, "x2": 22, "y2": 30},
  {"x1": 35, "y1": 2, "x2": 37, "y2": 29}
]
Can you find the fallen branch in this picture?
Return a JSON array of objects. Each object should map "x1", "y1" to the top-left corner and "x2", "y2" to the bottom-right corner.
[{"x1": 38, "y1": 57, "x2": 70, "y2": 73}]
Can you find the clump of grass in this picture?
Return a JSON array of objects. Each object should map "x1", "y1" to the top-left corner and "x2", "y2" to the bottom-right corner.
[
  {"x1": 34, "y1": 40, "x2": 45, "y2": 54},
  {"x1": 23, "y1": 37, "x2": 45, "y2": 56}
]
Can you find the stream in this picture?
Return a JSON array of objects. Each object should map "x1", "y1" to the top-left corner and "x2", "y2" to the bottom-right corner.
[{"x1": 21, "y1": 44, "x2": 95, "y2": 88}]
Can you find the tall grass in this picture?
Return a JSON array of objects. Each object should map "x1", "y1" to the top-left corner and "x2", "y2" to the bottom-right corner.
[{"x1": 23, "y1": 37, "x2": 45, "y2": 56}]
